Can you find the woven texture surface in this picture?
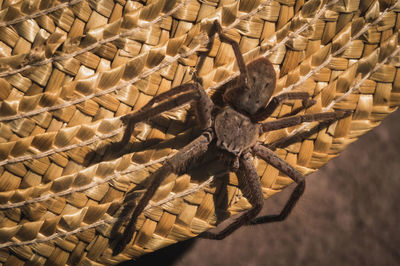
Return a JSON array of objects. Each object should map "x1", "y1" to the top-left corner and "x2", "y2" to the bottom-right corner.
[{"x1": 0, "y1": 0, "x2": 399, "y2": 264}]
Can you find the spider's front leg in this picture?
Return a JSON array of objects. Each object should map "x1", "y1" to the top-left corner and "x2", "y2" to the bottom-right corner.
[
  {"x1": 202, "y1": 151, "x2": 264, "y2": 240},
  {"x1": 119, "y1": 82, "x2": 213, "y2": 145},
  {"x1": 213, "y1": 21, "x2": 248, "y2": 86},
  {"x1": 113, "y1": 131, "x2": 213, "y2": 255},
  {"x1": 250, "y1": 144, "x2": 305, "y2": 224},
  {"x1": 201, "y1": 144, "x2": 307, "y2": 240}
]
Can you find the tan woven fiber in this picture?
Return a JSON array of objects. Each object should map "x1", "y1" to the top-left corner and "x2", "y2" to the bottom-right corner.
[{"x1": 0, "y1": 0, "x2": 399, "y2": 264}]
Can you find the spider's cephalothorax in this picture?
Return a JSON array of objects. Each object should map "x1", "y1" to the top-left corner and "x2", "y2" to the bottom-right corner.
[
  {"x1": 112, "y1": 21, "x2": 351, "y2": 254},
  {"x1": 215, "y1": 106, "x2": 259, "y2": 153},
  {"x1": 214, "y1": 57, "x2": 275, "y2": 157}
]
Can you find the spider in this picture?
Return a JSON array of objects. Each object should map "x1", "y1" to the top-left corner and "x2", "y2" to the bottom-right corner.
[{"x1": 112, "y1": 21, "x2": 351, "y2": 255}]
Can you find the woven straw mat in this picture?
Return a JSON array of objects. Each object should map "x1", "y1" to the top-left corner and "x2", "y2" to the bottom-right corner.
[{"x1": 0, "y1": 0, "x2": 399, "y2": 264}]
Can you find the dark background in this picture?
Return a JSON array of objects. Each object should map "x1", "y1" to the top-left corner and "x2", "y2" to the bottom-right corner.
[{"x1": 122, "y1": 109, "x2": 400, "y2": 266}]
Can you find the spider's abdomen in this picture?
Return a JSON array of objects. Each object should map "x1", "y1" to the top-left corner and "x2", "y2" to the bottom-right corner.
[{"x1": 214, "y1": 107, "x2": 259, "y2": 155}]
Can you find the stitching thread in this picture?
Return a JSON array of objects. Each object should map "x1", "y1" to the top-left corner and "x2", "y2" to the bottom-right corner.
[
  {"x1": 0, "y1": 125, "x2": 122, "y2": 167},
  {"x1": 0, "y1": 0, "x2": 189, "y2": 78},
  {"x1": 276, "y1": 0, "x2": 399, "y2": 96},
  {"x1": 206, "y1": 0, "x2": 338, "y2": 93},
  {"x1": 284, "y1": 45, "x2": 400, "y2": 141},
  {"x1": 0, "y1": 175, "x2": 214, "y2": 249},
  {"x1": 0, "y1": 154, "x2": 173, "y2": 210},
  {"x1": 0, "y1": 0, "x2": 83, "y2": 27}
]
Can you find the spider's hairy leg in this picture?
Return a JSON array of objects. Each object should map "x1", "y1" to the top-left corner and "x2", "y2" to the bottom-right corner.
[
  {"x1": 113, "y1": 131, "x2": 213, "y2": 255},
  {"x1": 119, "y1": 83, "x2": 212, "y2": 145},
  {"x1": 261, "y1": 110, "x2": 352, "y2": 132},
  {"x1": 213, "y1": 21, "x2": 248, "y2": 83},
  {"x1": 249, "y1": 144, "x2": 306, "y2": 224},
  {"x1": 145, "y1": 80, "x2": 213, "y2": 129},
  {"x1": 140, "y1": 83, "x2": 198, "y2": 112},
  {"x1": 202, "y1": 151, "x2": 264, "y2": 240},
  {"x1": 253, "y1": 92, "x2": 317, "y2": 121}
]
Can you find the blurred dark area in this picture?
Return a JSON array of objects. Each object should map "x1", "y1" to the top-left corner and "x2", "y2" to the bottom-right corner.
[{"x1": 120, "y1": 109, "x2": 400, "y2": 266}]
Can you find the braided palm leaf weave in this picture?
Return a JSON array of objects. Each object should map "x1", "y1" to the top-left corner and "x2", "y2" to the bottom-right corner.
[{"x1": 0, "y1": 0, "x2": 399, "y2": 264}]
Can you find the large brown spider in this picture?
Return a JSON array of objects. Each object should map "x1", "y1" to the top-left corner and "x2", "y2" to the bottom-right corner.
[{"x1": 112, "y1": 21, "x2": 350, "y2": 255}]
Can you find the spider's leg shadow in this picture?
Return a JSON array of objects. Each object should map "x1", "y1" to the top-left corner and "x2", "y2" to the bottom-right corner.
[
  {"x1": 187, "y1": 147, "x2": 232, "y2": 224},
  {"x1": 109, "y1": 172, "x2": 163, "y2": 252},
  {"x1": 83, "y1": 113, "x2": 198, "y2": 168},
  {"x1": 108, "y1": 141, "x2": 229, "y2": 253},
  {"x1": 267, "y1": 119, "x2": 339, "y2": 151},
  {"x1": 113, "y1": 160, "x2": 231, "y2": 264},
  {"x1": 211, "y1": 171, "x2": 230, "y2": 224},
  {"x1": 82, "y1": 114, "x2": 207, "y2": 251}
]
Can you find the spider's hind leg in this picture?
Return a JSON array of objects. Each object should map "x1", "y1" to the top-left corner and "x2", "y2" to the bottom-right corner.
[
  {"x1": 112, "y1": 131, "x2": 213, "y2": 255},
  {"x1": 250, "y1": 144, "x2": 306, "y2": 224},
  {"x1": 202, "y1": 151, "x2": 264, "y2": 240}
]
